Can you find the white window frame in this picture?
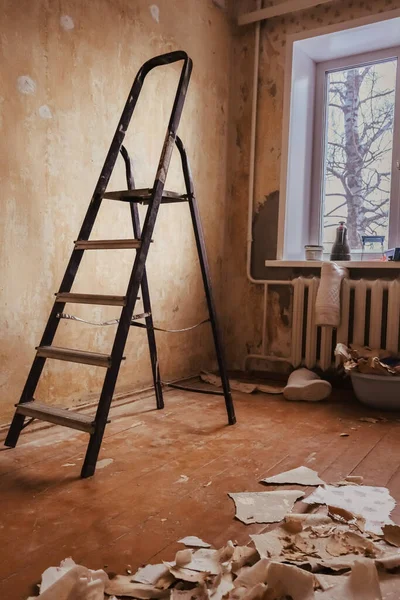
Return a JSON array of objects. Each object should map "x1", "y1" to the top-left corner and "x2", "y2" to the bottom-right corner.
[
  {"x1": 311, "y1": 46, "x2": 400, "y2": 256},
  {"x1": 270, "y1": 8, "x2": 400, "y2": 268}
]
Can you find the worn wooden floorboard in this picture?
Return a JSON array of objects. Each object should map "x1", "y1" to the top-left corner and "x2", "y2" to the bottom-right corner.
[
  {"x1": 0, "y1": 388, "x2": 399, "y2": 599},
  {"x1": 0, "y1": 389, "x2": 186, "y2": 476}
]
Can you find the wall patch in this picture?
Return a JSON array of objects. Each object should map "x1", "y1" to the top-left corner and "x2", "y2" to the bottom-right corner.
[
  {"x1": 60, "y1": 15, "x2": 75, "y2": 31},
  {"x1": 39, "y1": 104, "x2": 53, "y2": 119},
  {"x1": 17, "y1": 75, "x2": 36, "y2": 95},
  {"x1": 149, "y1": 4, "x2": 160, "y2": 23}
]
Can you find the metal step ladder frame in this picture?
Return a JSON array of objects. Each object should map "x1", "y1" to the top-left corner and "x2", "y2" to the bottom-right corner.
[
  {"x1": 5, "y1": 51, "x2": 192, "y2": 478},
  {"x1": 119, "y1": 141, "x2": 236, "y2": 425},
  {"x1": 174, "y1": 136, "x2": 236, "y2": 425},
  {"x1": 5, "y1": 50, "x2": 236, "y2": 478},
  {"x1": 119, "y1": 145, "x2": 164, "y2": 411}
]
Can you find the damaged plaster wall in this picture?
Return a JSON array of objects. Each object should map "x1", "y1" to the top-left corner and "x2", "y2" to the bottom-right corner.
[
  {"x1": 223, "y1": 0, "x2": 400, "y2": 371},
  {"x1": 0, "y1": 0, "x2": 233, "y2": 423}
]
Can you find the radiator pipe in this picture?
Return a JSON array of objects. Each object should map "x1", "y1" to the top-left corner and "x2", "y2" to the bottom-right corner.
[
  {"x1": 246, "y1": 0, "x2": 261, "y2": 285},
  {"x1": 244, "y1": 1, "x2": 294, "y2": 370}
]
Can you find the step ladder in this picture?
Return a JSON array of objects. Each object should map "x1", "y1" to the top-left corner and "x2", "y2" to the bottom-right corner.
[{"x1": 5, "y1": 51, "x2": 236, "y2": 478}]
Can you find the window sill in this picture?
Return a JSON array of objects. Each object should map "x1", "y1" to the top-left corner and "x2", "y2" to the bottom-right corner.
[{"x1": 264, "y1": 260, "x2": 400, "y2": 269}]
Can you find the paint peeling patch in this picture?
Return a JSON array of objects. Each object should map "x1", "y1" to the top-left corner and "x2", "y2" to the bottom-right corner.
[
  {"x1": 149, "y1": 4, "x2": 160, "y2": 23},
  {"x1": 266, "y1": 285, "x2": 292, "y2": 358},
  {"x1": 96, "y1": 458, "x2": 114, "y2": 470},
  {"x1": 251, "y1": 191, "x2": 280, "y2": 276},
  {"x1": 39, "y1": 104, "x2": 52, "y2": 119},
  {"x1": 17, "y1": 75, "x2": 36, "y2": 95},
  {"x1": 60, "y1": 15, "x2": 74, "y2": 31}
]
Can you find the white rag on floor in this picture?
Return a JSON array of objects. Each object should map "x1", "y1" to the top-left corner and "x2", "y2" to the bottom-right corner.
[{"x1": 315, "y1": 262, "x2": 349, "y2": 327}]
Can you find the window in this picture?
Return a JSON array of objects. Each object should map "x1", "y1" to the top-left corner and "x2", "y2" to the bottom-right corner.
[
  {"x1": 277, "y1": 12, "x2": 400, "y2": 265},
  {"x1": 312, "y1": 48, "x2": 400, "y2": 256}
]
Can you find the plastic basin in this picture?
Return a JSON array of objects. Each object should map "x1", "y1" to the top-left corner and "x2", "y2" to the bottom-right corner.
[{"x1": 350, "y1": 371, "x2": 400, "y2": 410}]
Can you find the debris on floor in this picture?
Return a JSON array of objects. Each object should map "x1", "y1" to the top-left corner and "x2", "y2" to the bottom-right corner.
[
  {"x1": 250, "y1": 510, "x2": 383, "y2": 571},
  {"x1": 167, "y1": 548, "x2": 222, "y2": 576},
  {"x1": 27, "y1": 470, "x2": 400, "y2": 599},
  {"x1": 304, "y1": 484, "x2": 396, "y2": 534},
  {"x1": 260, "y1": 466, "x2": 325, "y2": 486},
  {"x1": 96, "y1": 458, "x2": 114, "y2": 470},
  {"x1": 131, "y1": 564, "x2": 171, "y2": 586},
  {"x1": 178, "y1": 536, "x2": 212, "y2": 548},
  {"x1": 29, "y1": 521, "x2": 400, "y2": 600},
  {"x1": 176, "y1": 475, "x2": 189, "y2": 484},
  {"x1": 228, "y1": 490, "x2": 305, "y2": 524},
  {"x1": 382, "y1": 524, "x2": 400, "y2": 548},
  {"x1": 334, "y1": 475, "x2": 364, "y2": 486},
  {"x1": 335, "y1": 343, "x2": 400, "y2": 376},
  {"x1": 29, "y1": 557, "x2": 109, "y2": 599},
  {"x1": 106, "y1": 574, "x2": 170, "y2": 598},
  {"x1": 200, "y1": 372, "x2": 284, "y2": 395}
]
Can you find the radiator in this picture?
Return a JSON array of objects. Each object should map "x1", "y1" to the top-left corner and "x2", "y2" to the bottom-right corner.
[
  {"x1": 245, "y1": 277, "x2": 400, "y2": 372},
  {"x1": 292, "y1": 277, "x2": 400, "y2": 371}
]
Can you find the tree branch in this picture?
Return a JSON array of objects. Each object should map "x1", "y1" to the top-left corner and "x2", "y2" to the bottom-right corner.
[{"x1": 324, "y1": 200, "x2": 348, "y2": 218}]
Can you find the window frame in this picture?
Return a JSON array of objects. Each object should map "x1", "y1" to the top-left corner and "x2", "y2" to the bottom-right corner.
[{"x1": 310, "y1": 46, "x2": 400, "y2": 255}]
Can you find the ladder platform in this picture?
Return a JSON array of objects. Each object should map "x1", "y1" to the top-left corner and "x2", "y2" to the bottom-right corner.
[
  {"x1": 15, "y1": 401, "x2": 95, "y2": 433},
  {"x1": 56, "y1": 293, "x2": 126, "y2": 306},
  {"x1": 36, "y1": 346, "x2": 116, "y2": 368},
  {"x1": 103, "y1": 189, "x2": 187, "y2": 204},
  {"x1": 74, "y1": 239, "x2": 141, "y2": 250}
]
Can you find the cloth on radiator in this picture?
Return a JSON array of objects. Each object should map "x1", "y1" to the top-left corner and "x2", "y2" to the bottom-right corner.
[{"x1": 315, "y1": 262, "x2": 349, "y2": 328}]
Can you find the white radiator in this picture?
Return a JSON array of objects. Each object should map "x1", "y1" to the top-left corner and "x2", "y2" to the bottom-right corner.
[
  {"x1": 245, "y1": 277, "x2": 400, "y2": 372},
  {"x1": 292, "y1": 277, "x2": 400, "y2": 371}
]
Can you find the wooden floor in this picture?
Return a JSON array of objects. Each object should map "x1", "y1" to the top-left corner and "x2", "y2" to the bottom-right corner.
[{"x1": 1, "y1": 386, "x2": 400, "y2": 599}]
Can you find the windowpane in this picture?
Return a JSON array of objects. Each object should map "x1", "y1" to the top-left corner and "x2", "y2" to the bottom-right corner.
[{"x1": 322, "y1": 59, "x2": 397, "y2": 253}]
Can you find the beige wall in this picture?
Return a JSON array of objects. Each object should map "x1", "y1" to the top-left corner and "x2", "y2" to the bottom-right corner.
[
  {"x1": 3, "y1": 0, "x2": 399, "y2": 424},
  {"x1": 223, "y1": 0, "x2": 400, "y2": 371},
  {"x1": 0, "y1": 0, "x2": 233, "y2": 423}
]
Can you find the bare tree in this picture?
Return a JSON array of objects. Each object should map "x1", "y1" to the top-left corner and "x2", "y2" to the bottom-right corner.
[{"x1": 324, "y1": 63, "x2": 395, "y2": 249}]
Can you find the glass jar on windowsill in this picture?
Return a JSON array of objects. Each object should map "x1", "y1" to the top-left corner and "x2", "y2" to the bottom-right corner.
[{"x1": 304, "y1": 245, "x2": 324, "y2": 261}]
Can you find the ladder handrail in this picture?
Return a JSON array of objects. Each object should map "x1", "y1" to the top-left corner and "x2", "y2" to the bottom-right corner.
[{"x1": 79, "y1": 50, "x2": 191, "y2": 242}]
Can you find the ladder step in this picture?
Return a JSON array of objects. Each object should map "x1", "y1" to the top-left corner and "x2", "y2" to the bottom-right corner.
[
  {"x1": 103, "y1": 188, "x2": 187, "y2": 204},
  {"x1": 56, "y1": 293, "x2": 126, "y2": 306},
  {"x1": 15, "y1": 401, "x2": 95, "y2": 433},
  {"x1": 74, "y1": 239, "x2": 141, "y2": 250},
  {"x1": 36, "y1": 346, "x2": 114, "y2": 368}
]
